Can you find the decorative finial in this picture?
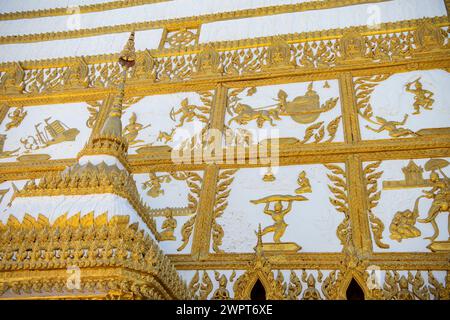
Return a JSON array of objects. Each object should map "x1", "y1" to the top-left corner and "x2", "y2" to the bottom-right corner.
[
  {"x1": 99, "y1": 32, "x2": 137, "y2": 139},
  {"x1": 119, "y1": 31, "x2": 136, "y2": 68},
  {"x1": 254, "y1": 224, "x2": 264, "y2": 256}
]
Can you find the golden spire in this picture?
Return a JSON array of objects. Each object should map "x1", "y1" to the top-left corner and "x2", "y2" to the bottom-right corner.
[
  {"x1": 100, "y1": 32, "x2": 136, "y2": 138},
  {"x1": 254, "y1": 224, "x2": 264, "y2": 257}
]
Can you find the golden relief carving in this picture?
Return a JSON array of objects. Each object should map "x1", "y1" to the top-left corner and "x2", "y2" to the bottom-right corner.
[
  {"x1": 19, "y1": 117, "x2": 80, "y2": 152},
  {"x1": 0, "y1": 17, "x2": 447, "y2": 96},
  {"x1": 159, "y1": 210, "x2": 177, "y2": 241},
  {"x1": 0, "y1": 134, "x2": 19, "y2": 159},
  {"x1": 324, "y1": 164, "x2": 351, "y2": 247},
  {"x1": 85, "y1": 100, "x2": 102, "y2": 129},
  {"x1": 386, "y1": 159, "x2": 450, "y2": 251},
  {"x1": 405, "y1": 78, "x2": 435, "y2": 115},
  {"x1": 164, "y1": 171, "x2": 202, "y2": 251},
  {"x1": 0, "y1": 213, "x2": 189, "y2": 300},
  {"x1": 372, "y1": 271, "x2": 431, "y2": 300},
  {"x1": 160, "y1": 27, "x2": 200, "y2": 50},
  {"x1": 5, "y1": 107, "x2": 27, "y2": 131},
  {"x1": 212, "y1": 271, "x2": 236, "y2": 300},
  {"x1": 365, "y1": 115, "x2": 416, "y2": 138},
  {"x1": 383, "y1": 160, "x2": 431, "y2": 190},
  {"x1": 249, "y1": 170, "x2": 313, "y2": 253},
  {"x1": 227, "y1": 83, "x2": 339, "y2": 127},
  {"x1": 142, "y1": 172, "x2": 172, "y2": 198},
  {"x1": 123, "y1": 112, "x2": 151, "y2": 148},
  {"x1": 233, "y1": 228, "x2": 285, "y2": 300},
  {"x1": 188, "y1": 271, "x2": 213, "y2": 300},
  {"x1": 211, "y1": 169, "x2": 238, "y2": 253},
  {"x1": 363, "y1": 161, "x2": 389, "y2": 249}
]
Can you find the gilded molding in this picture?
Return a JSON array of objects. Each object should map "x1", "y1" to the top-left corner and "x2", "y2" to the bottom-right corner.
[
  {"x1": 0, "y1": 0, "x2": 393, "y2": 44},
  {"x1": 0, "y1": 213, "x2": 189, "y2": 300},
  {"x1": 0, "y1": 0, "x2": 170, "y2": 21}
]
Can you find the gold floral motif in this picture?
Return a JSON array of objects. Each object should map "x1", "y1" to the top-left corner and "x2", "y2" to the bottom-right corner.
[
  {"x1": 324, "y1": 163, "x2": 351, "y2": 247},
  {"x1": 168, "y1": 171, "x2": 202, "y2": 251},
  {"x1": 188, "y1": 271, "x2": 213, "y2": 300},
  {"x1": 363, "y1": 161, "x2": 389, "y2": 249},
  {"x1": 210, "y1": 169, "x2": 238, "y2": 253}
]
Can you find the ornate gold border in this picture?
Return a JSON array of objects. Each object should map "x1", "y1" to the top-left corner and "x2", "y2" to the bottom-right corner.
[{"x1": 0, "y1": 0, "x2": 392, "y2": 44}]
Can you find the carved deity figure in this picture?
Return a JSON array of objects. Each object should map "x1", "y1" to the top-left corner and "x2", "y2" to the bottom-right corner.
[
  {"x1": 197, "y1": 45, "x2": 220, "y2": 76},
  {"x1": 340, "y1": 31, "x2": 365, "y2": 61},
  {"x1": 417, "y1": 171, "x2": 450, "y2": 241},
  {"x1": 142, "y1": 172, "x2": 171, "y2": 198},
  {"x1": 295, "y1": 171, "x2": 312, "y2": 194},
  {"x1": 212, "y1": 274, "x2": 231, "y2": 300},
  {"x1": 170, "y1": 98, "x2": 208, "y2": 127},
  {"x1": 123, "y1": 112, "x2": 150, "y2": 146},
  {"x1": 405, "y1": 78, "x2": 434, "y2": 115},
  {"x1": 5, "y1": 107, "x2": 27, "y2": 131},
  {"x1": 302, "y1": 275, "x2": 321, "y2": 300},
  {"x1": 266, "y1": 38, "x2": 292, "y2": 69},
  {"x1": 397, "y1": 276, "x2": 415, "y2": 300},
  {"x1": 159, "y1": 211, "x2": 177, "y2": 241},
  {"x1": 260, "y1": 200, "x2": 292, "y2": 243},
  {"x1": 365, "y1": 115, "x2": 416, "y2": 138}
]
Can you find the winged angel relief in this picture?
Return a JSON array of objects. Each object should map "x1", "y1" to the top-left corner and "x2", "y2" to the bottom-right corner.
[{"x1": 227, "y1": 83, "x2": 339, "y2": 128}]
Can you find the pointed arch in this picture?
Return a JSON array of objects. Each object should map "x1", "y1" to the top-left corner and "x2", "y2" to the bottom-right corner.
[{"x1": 337, "y1": 271, "x2": 370, "y2": 300}]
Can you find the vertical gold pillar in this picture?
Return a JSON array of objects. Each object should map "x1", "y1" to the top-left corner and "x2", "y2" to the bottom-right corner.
[
  {"x1": 191, "y1": 84, "x2": 228, "y2": 259},
  {"x1": 339, "y1": 72, "x2": 361, "y2": 144},
  {"x1": 346, "y1": 154, "x2": 372, "y2": 254}
]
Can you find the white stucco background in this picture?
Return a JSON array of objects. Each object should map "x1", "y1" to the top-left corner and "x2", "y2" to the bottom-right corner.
[
  {"x1": 216, "y1": 164, "x2": 345, "y2": 253},
  {"x1": 359, "y1": 69, "x2": 450, "y2": 140}
]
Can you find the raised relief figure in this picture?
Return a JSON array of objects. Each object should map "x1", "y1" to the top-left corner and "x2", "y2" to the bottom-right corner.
[
  {"x1": 212, "y1": 271, "x2": 235, "y2": 300},
  {"x1": 417, "y1": 160, "x2": 450, "y2": 248},
  {"x1": 249, "y1": 171, "x2": 312, "y2": 252},
  {"x1": 170, "y1": 98, "x2": 209, "y2": 127},
  {"x1": 123, "y1": 112, "x2": 151, "y2": 147},
  {"x1": 142, "y1": 172, "x2": 172, "y2": 198},
  {"x1": 19, "y1": 117, "x2": 79, "y2": 152},
  {"x1": 365, "y1": 115, "x2": 416, "y2": 138},
  {"x1": 228, "y1": 83, "x2": 338, "y2": 128},
  {"x1": 159, "y1": 210, "x2": 177, "y2": 241},
  {"x1": 389, "y1": 159, "x2": 450, "y2": 252},
  {"x1": 5, "y1": 107, "x2": 27, "y2": 131},
  {"x1": 405, "y1": 78, "x2": 434, "y2": 115}
]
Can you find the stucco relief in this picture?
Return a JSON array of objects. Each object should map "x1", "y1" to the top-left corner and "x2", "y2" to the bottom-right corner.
[
  {"x1": 0, "y1": 103, "x2": 92, "y2": 162},
  {"x1": 364, "y1": 157, "x2": 450, "y2": 252},
  {"x1": 121, "y1": 91, "x2": 213, "y2": 155},
  {"x1": 225, "y1": 80, "x2": 343, "y2": 146},
  {"x1": 134, "y1": 170, "x2": 204, "y2": 254},
  {"x1": 356, "y1": 69, "x2": 450, "y2": 140},
  {"x1": 213, "y1": 164, "x2": 347, "y2": 253}
]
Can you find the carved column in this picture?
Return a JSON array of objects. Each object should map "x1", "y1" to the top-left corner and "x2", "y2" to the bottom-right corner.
[
  {"x1": 346, "y1": 154, "x2": 372, "y2": 254},
  {"x1": 191, "y1": 84, "x2": 228, "y2": 259},
  {"x1": 339, "y1": 72, "x2": 361, "y2": 144}
]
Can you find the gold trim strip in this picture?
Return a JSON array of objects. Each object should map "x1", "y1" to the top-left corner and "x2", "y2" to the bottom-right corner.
[
  {"x1": 0, "y1": 0, "x2": 171, "y2": 21},
  {"x1": 0, "y1": 0, "x2": 393, "y2": 45}
]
